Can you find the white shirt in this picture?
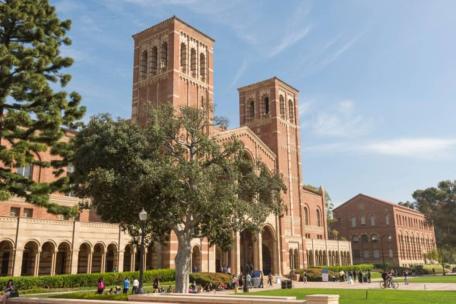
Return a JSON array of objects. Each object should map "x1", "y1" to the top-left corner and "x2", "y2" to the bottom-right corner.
[{"x1": 133, "y1": 279, "x2": 139, "y2": 287}]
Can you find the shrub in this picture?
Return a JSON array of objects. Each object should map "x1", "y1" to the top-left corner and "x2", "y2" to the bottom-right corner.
[
  {"x1": 0, "y1": 269, "x2": 175, "y2": 291},
  {"x1": 189, "y1": 272, "x2": 231, "y2": 287},
  {"x1": 328, "y1": 264, "x2": 374, "y2": 272}
]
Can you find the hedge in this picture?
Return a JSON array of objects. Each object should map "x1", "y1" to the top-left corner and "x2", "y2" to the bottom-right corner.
[
  {"x1": 0, "y1": 269, "x2": 175, "y2": 291},
  {"x1": 327, "y1": 264, "x2": 374, "y2": 272},
  {"x1": 0, "y1": 269, "x2": 233, "y2": 291}
]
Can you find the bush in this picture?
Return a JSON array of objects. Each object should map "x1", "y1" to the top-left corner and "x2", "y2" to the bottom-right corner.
[
  {"x1": 0, "y1": 268, "x2": 175, "y2": 291},
  {"x1": 189, "y1": 272, "x2": 231, "y2": 287},
  {"x1": 328, "y1": 264, "x2": 374, "y2": 272}
]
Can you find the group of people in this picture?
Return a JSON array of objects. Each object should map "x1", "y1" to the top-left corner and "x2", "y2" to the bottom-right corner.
[
  {"x1": 339, "y1": 269, "x2": 372, "y2": 284},
  {"x1": 95, "y1": 276, "x2": 163, "y2": 295}
]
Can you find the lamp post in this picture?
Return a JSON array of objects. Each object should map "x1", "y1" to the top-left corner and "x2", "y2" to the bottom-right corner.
[
  {"x1": 138, "y1": 208, "x2": 148, "y2": 294},
  {"x1": 378, "y1": 235, "x2": 392, "y2": 270}
]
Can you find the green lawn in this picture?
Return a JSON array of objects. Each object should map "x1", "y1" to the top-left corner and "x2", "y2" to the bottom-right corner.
[
  {"x1": 408, "y1": 275, "x2": 456, "y2": 283},
  {"x1": 47, "y1": 292, "x2": 128, "y2": 301},
  {"x1": 250, "y1": 288, "x2": 456, "y2": 304}
]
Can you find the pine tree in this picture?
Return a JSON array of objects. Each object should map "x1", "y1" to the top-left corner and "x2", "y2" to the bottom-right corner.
[{"x1": 0, "y1": 0, "x2": 85, "y2": 215}]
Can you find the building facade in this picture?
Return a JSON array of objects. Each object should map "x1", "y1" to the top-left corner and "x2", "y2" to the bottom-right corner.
[
  {"x1": 0, "y1": 16, "x2": 351, "y2": 278},
  {"x1": 332, "y1": 194, "x2": 436, "y2": 267}
]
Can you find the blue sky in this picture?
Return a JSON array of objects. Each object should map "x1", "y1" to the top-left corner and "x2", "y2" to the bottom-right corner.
[{"x1": 53, "y1": 0, "x2": 456, "y2": 207}]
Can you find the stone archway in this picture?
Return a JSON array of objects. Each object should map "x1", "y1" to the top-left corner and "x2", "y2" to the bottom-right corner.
[
  {"x1": 0, "y1": 240, "x2": 14, "y2": 276},
  {"x1": 92, "y1": 243, "x2": 105, "y2": 273},
  {"x1": 216, "y1": 246, "x2": 231, "y2": 273},
  {"x1": 191, "y1": 246, "x2": 202, "y2": 273},
  {"x1": 39, "y1": 242, "x2": 56, "y2": 275},
  {"x1": 262, "y1": 226, "x2": 276, "y2": 275},
  {"x1": 77, "y1": 243, "x2": 91, "y2": 273},
  {"x1": 240, "y1": 230, "x2": 255, "y2": 273},
  {"x1": 21, "y1": 241, "x2": 39, "y2": 276},
  {"x1": 123, "y1": 244, "x2": 133, "y2": 272},
  {"x1": 56, "y1": 242, "x2": 71, "y2": 275},
  {"x1": 106, "y1": 244, "x2": 117, "y2": 272}
]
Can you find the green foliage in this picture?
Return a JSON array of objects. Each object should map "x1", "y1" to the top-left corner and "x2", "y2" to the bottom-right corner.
[
  {"x1": 189, "y1": 272, "x2": 231, "y2": 286},
  {"x1": 327, "y1": 264, "x2": 374, "y2": 272},
  {"x1": 0, "y1": 0, "x2": 85, "y2": 215},
  {"x1": 71, "y1": 105, "x2": 286, "y2": 292},
  {"x1": 0, "y1": 269, "x2": 175, "y2": 291},
  {"x1": 295, "y1": 264, "x2": 374, "y2": 282}
]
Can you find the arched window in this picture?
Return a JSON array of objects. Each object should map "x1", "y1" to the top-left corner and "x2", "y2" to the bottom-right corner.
[
  {"x1": 352, "y1": 235, "x2": 359, "y2": 243},
  {"x1": 370, "y1": 215, "x2": 376, "y2": 226},
  {"x1": 263, "y1": 96, "x2": 269, "y2": 115},
  {"x1": 288, "y1": 99, "x2": 294, "y2": 123},
  {"x1": 160, "y1": 42, "x2": 168, "y2": 71},
  {"x1": 361, "y1": 234, "x2": 369, "y2": 243},
  {"x1": 200, "y1": 53, "x2": 206, "y2": 82},
  {"x1": 303, "y1": 206, "x2": 309, "y2": 225},
  {"x1": 371, "y1": 234, "x2": 379, "y2": 242},
  {"x1": 190, "y1": 48, "x2": 196, "y2": 77},
  {"x1": 385, "y1": 214, "x2": 390, "y2": 225},
  {"x1": 279, "y1": 96, "x2": 286, "y2": 119},
  {"x1": 140, "y1": 50, "x2": 148, "y2": 79},
  {"x1": 150, "y1": 46, "x2": 158, "y2": 75},
  {"x1": 316, "y1": 209, "x2": 321, "y2": 226},
  {"x1": 180, "y1": 43, "x2": 187, "y2": 73},
  {"x1": 247, "y1": 100, "x2": 255, "y2": 122}
]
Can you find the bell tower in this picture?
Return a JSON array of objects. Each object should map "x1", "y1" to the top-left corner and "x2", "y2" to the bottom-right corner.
[
  {"x1": 131, "y1": 17, "x2": 214, "y2": 127},
  {"x1": 238, "y1": 77, "x2": 305, "y2": 273}
]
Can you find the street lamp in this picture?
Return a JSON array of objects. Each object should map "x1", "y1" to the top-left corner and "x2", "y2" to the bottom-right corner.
[{"x1": 138, "y1": 208, "x2": 148, "y2": 294}]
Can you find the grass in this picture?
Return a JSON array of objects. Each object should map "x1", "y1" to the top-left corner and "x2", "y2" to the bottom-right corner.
[
  {"x1": 250, "y1": 288, "x2": 456, "y2": 304},
  {"x1": 47, "y1": 292, "x2": 128, "y2": 301},
  {"x1": 406, "y1": 275, "x2": 456, "y2": 283}
]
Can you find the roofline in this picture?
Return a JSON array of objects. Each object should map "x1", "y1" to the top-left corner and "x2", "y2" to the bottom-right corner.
[
  {"x1": 238, "y1": 76, "x2": 299, "y2": 93},
  {"x1": 132, "y1": 16, "x2": 215, "y2": 42},
  {"x1": 334, "y1": 193, "x2": 424, "y2": 215}
]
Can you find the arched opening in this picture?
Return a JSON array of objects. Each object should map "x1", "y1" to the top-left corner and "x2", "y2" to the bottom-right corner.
[
  {"x1": 55, "y1": 242, "x2": 71, "y2": 275},
  {"x1": 262, "y1": 226, "x2": 275, "y2": 275},
  {"x1": 77, "y1": 243, "x2": 91, "y2": 273},
  {"x1": 247, "y1": 100, "x2": 255, "y2": 122},
  {"x1": 0, "y1": 240, "x2": 14, "y2": 276},
  {"x1": 191, "y1": 246, "x2": 202, "y2": 273},
  {"x1": 160, "y1": 42, "x2": 168, "y2": 71},
  {"x1": 263, "y1": 96, "x2": 269, "y2": 115},
  {"x1": 240, "y1": 230, "x2": 255, "y2": 273},
  {"x1": 151, "y1": 46, "x2": 158, "y2": 75},
  {"x1": 91, "y1": 243, "x2": 105, "y2": 273},
  {"x1": 123, "y1": 244, "x2": 133, "y2": 272},
  {"x1": 39, "y1": 242, "x2": 55, "y2": 275},
  {"x1": 106, "y1": 244, "x2": 117, "y2": 273},
  {"x1": 140, "y1": 50, "x2": 148, "y2": 79},
  {"x1": 190, "y1": 48, "x2": 197, "y2": 77},
  {"x1": 200, "y1": 53, "x2": 206, "y2": 82},
  {"x1": 303, "y1": 206, "x2": 309, "y2": 225},
  {"x1": 279, "y1": 96, "x2": 286, "y2": 119},
  {"x1": 215, "y1": 246, "x2": 230, "y2": 273},
  {"x1": 180, "y1": 43, "x2": 187, "y2": 73},
  {"x1": 316, "y1": 209, "x2": 321, "y2": 226},
  {"x1": 288, "y1": 99, "x2": 294, "y2": 123},
  {"x1": 21, "y1": 241, "x2": 39, "y2": 276}
]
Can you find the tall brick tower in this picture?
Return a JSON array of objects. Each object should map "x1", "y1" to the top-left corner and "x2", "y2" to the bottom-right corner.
[
  {"x1": 238, "y1": 77, "x2": 306, "y2": 273},
  {"x1": 131, "y1": 17, "x2": 214, "y2": 127}
]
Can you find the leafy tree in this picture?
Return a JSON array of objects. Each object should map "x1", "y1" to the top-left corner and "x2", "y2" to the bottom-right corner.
[
  {"x1": 398, "y1": 201, "x2": 416, "y2": 209},
  {"x1": 424, "y1": 247, "x2": 455, "y2": 275},
  {"x1": 71, "y1": 105, "x2": 285, "y2": 293},
  {"x1": 0, "y1": 0, "x2": 85, "y2": 214},
  {"x1": 413, "y1": 180, "x2": 456, "y2": 248}
]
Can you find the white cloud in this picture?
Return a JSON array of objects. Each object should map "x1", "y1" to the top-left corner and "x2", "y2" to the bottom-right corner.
[
  {"x1": 230, "y1": 60, "x2": 248, "y2": 88},
  {"x1": 304, "y1": 99, "x2": 372, "y2": 138},
  {"x1": 268, "y1": 25, "x2": 311, "y2": 58},
  {"x1": 364, "y1": 138, "x2": 456, "y2": 158}
]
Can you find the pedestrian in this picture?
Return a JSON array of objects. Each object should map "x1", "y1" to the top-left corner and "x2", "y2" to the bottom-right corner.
[
  {"x1": 358, "y1": 271, "x2": 363, "y2": 283},
  {"x1": 97, "y1": 278, "x2": 105, "y2": 294},
  {"x1": 404, "y1": 270, "x2": 409, "y2": 285},
  {"x1": 367, "y1": 270, "x2": 371, "y2": 283},
  {"x1": 353, "y1": 270, "x2": 357, "y2": 281},
  {"x1": 227, "y1": 266, "x2": 231, "y2": 274},
  {"x1": 259, "y1": 271, "x2": 264, "y2": 288},
  {"x1": 339, "y1": 270, "x2": 345, "y2": 282},
  {"x1": 268, "y1": 273, "x2": 273, "y2": 286},
  {"x1": 432, "y1": 268, "x2": 436, "y2": 276},
  {"x1": 123, "y1": 278, "x2": 130, "y2": 294},
  {"x1": 303, "y1": 271, "x2": 308, "y2": 283},
  {"x1": 132, "y1": 278, "x2": 139, "y2": 294},
  {"x1": 348, "y1": 273, "x2": 353, "y2": 285}
]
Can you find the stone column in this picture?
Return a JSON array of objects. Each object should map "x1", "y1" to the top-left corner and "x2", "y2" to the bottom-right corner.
[
  {"x1": 50, "y1": 250, "x2": 57, "y2": 275},
  {"x1": 33, "y1": 251, "x2": 41, "y2": 276},
  {"x1": 70, "y1": 250, "x2": 79, "y2": 274},
  {"x1": 131, "y1": 247, "x2": 136, "y2": 271},
  {"x1": 87, "y1": 250, "x2": 93, "y2": 274},
  {"x1": 12, "y1": 249, "x2": 23, "y2": 277},
  {"x1": 117, "y1": 250, "x2": 124, "y2": 273},
  {"x1": 311, "y1": 240, "x2": 316, "y2": 266},
  {"x1": 257, "y1": 232, "x2": 263, "y2": 272},
  {"x1": 231, "y1": 231, "x2": 241, "y2": 274},
  {"x1": 208, "y1": 245, "x2": 216, "y2": 272},
  {"x1": 100, "y1": 251, "x2": 106, "y2": 273}
]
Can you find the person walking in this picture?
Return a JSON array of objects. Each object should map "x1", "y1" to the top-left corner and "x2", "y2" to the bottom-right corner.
[
  {"x1": 404, "y1": 270, "x2": 409, "y2": 285},
  {"x1": 123, "y1": 278, "x2": 130, "y2": 294},
  {"x1": 1, "y1": 280, "x2": 16, "y2": 304},
  {"x1": 97, "y1": 278, "x2": 105, "y2": 294},
  {"x1": 353, "y1": 270, "x2": 357, "y2": 282},
  {"x1": 267, "y1": 273, "x2": 273, "y2": 287},
  {"x1": 358, "y1": 271, "x2": 363, "y2": 283},
  {"x1": 153, "y1": 277, "x2": 160, "y2": 293},
  {"x1": 259, "y1": 272, "x2": 264, "y2": 288}
]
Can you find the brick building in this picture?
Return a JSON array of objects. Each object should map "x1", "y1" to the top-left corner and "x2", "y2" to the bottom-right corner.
[
  {"x1": 0, "y1": 16, "x2": 351, "y2": 278},
  {"x1": 332, "y1": 194, "x2": 436, "y2": 267}
]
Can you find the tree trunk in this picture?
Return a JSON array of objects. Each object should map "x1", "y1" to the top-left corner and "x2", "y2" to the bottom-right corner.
[{"x1": 175, "y1": 232, "x2": 192, "y2": 293}]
